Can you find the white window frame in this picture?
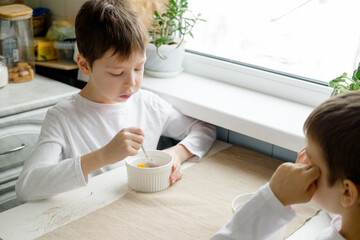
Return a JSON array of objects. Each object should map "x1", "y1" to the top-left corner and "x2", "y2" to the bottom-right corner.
[{"x1": 183, "y1": 51, "x2": 333, "y2": 108}]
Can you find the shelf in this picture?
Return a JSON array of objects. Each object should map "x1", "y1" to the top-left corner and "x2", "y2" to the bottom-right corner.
[{"x1": 35, "y1": 60, "x2": 78, "y2": 70}]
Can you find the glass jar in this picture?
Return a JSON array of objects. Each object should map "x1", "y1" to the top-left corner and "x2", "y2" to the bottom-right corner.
[
  {"x1": 0, "y1": 55, "x2": 8, "y2": 88},
  {"x1": 0, "y1": 4, "x2": 35, "y2": 83}
]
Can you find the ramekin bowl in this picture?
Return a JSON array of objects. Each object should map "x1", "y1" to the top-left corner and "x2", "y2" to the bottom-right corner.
[{"x1": 125, "y1": 150, "x2": 173, "y2": 193}]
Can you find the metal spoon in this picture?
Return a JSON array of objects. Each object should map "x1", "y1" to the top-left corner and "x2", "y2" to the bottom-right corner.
[{"x1": 141, "y1": 145, "x2": 159, "y2": 167}]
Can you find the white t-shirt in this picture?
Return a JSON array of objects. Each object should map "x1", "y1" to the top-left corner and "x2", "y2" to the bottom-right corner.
[
  {"x1": 211, "y1": 183, "x2": 345, "y2": 240},
  {"x1": 316, "y1": 215, "x2": 345, "y2": 240},
  {"x1": 16, "y1": 90, "x2": 216, "y2": 203}
]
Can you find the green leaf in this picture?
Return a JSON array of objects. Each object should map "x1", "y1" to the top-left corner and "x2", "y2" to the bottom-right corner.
[
  {"x1": 350, "y1": 83, "x2": 355, "y2": 90},
  {"x1": 354, "y1": 81, "x2": 360, "y2": 90},
  {"x1": 352, "y1": 63, "x2": 360, "y2": 82},
  {"x1": 329, "y1": 75, "x2": 347, "y2": 88},
  {"x1": 154, "y1": 36, "x2": 174, "y2": 44},
  {"x1": 169, "y1": 0, "x2": 177, "y2": 6}
]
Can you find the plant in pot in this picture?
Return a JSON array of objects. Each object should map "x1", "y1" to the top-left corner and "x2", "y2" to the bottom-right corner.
[
  {"x1": 329, "y1": 63, "x2": 360, "y2": 96},
  {"x1": 144, "y1": 0, "x2": 204, "y2": 77}
]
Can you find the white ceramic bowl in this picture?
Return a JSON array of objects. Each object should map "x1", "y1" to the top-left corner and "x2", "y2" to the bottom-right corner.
[
  {"x1": 232, "y1": 193, "x2": 286, "y2": 240},
  {"x1": 125, "y1": 150, "x2": 173, "y2": 193}
]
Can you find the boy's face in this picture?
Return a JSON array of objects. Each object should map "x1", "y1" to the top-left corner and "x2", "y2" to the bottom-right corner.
[
  {"x1": 305, "y1": 134, "x2": 342, "y2": 214},
  {"x1": 82, "y1": 49, "x2": 146, "y2": 104}
]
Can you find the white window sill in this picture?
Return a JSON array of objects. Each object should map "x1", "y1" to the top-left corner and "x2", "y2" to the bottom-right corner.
[{"x1": 142, "y1": 71, "x2": 330, "y2": 152}]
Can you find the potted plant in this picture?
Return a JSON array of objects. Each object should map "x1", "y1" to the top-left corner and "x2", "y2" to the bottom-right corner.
[
  {"x1": 144, "y1": 0, "x2": 204, "y2": 77},
  {"x1": 329, "y1": 63, "x2": 360, "y2": 96}
]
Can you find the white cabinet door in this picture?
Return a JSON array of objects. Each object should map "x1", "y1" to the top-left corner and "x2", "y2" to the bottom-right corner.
[{"x1": 0, "y1": 107, "x2": 48, "y2": 212}]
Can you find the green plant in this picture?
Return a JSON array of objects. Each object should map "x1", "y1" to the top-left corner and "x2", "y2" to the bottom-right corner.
[
  {"x1": 329, "y1": 63, "x2": 360, "y2": 96},
  {"x1": 149, "y1": 0, "x2": 205, "y2": 59}
]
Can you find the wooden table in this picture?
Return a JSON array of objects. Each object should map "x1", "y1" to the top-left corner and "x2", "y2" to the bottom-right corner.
[{"x1": 0, "y1": 141, "x2": 329, "y2": 240}]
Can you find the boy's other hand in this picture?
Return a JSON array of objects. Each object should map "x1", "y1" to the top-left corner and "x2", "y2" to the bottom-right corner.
[
  {"x1": 269, "y1": 163, "x2": 320, "y2": 206},
  {"x1": 103, "y1": 127, "x2": 144, "y2": 165},
  {"x1": 170, "y1": 156, "x2": 183, "y2": 185},
  {"x1": 162, "y1": 144, "x2": 193, "y2": 185}
]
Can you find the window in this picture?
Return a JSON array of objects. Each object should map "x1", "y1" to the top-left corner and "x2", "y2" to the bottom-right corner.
[{"x1": 186, "y1": 0, "x2": 360, "y2": 84}]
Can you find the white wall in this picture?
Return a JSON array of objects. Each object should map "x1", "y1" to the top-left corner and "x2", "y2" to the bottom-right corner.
[{"x1": 25, "y1": 0, "x2": 86, "y2": 20}]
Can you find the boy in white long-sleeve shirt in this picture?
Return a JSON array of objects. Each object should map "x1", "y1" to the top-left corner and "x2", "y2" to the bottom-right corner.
[
  {"x1": 15, "y1": 0, "x2": 215, "y2": 203},
  {"x1": 212, "y1": 91, "x2": 360, "y2": 240}
]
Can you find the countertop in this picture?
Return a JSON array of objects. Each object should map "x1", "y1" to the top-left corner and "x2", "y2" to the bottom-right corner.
[{"x1": 0, "y1": 75, "x2": 79, "y2": 118}]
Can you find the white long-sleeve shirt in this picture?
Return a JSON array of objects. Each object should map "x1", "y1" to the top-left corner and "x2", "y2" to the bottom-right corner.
[
  {"x1": 16, "y1": 90, "x2": 216, "y2": 203},
  {"x1": 211, "y1": 183, "x2": 345, "y2": 240}
]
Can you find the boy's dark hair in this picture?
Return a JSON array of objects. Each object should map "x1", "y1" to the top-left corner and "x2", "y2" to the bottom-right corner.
[
  {"x1": 75, "y1": 0, "x2": 148, "y2": 68},
  {"x1": 304, "y1": 91, "x2": 360, "y2": 186}
]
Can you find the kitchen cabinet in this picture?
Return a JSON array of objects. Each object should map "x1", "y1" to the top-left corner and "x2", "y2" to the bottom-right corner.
[
  {"x1": 0, "y1": 75, "x2": 79, "y2": 212},
  {"x1": 0, "y1": 108, "x2": 47, "y2": 212}
]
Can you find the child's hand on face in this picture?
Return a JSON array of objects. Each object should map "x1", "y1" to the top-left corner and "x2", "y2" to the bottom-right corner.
[
  {"x1": 103, "y1": 127, "x2": 144, "y2": 165},
  {"x1": 269, "y1": 163, "x2": 320, "y2": 206}
]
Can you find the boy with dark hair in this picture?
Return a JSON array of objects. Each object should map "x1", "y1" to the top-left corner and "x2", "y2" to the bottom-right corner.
[
  {"x1": 16, "y1": 0, "x2": 215, "y2": 202},
  {"x1": 212, "y1": 91, "x2": 360, "y2": 240}
]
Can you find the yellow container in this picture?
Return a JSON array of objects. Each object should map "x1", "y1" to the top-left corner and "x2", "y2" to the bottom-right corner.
[
  {"x1": 35, "y1": 40, "x2": 57, "y2": 61},
  {"x1": 0, "y1": 4, "x2": 35, "y2": 83}
]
